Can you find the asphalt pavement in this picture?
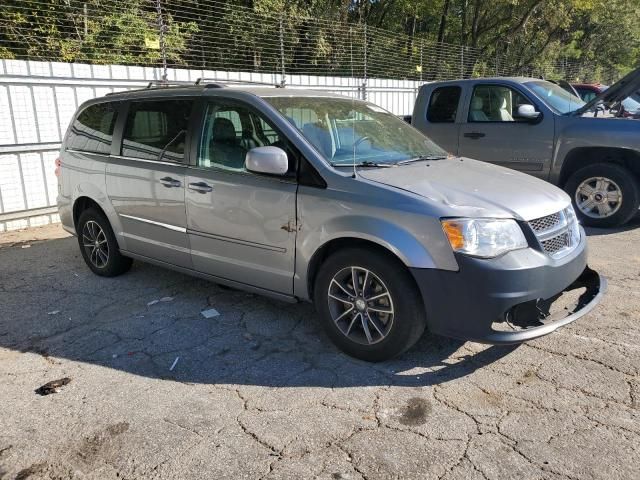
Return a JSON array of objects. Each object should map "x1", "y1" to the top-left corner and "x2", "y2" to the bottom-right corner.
[{"x1": 0, "y1": 219, "x2": 639, "y2": 479}]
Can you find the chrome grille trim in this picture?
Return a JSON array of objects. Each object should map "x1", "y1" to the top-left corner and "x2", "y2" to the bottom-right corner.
[
  {"x1": 528, "y1": 208, "x2": 580, "y2": 259},
  {"x1": 529, "y1": 212, "x2": 560, "y2": 233}
]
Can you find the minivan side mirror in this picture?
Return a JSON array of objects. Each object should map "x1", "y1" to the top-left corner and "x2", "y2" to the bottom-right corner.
[
  {"x1": 517, "y1": 104, "x2": 540, "y2": 121},
  {"x1": 245, "y1": 146, "x2": 288, "y2": 175}
]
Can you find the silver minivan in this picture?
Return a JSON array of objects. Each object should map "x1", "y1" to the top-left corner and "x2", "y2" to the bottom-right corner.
[{"x1": 57, "y1": 81, "x2": 605, "y2": 361}]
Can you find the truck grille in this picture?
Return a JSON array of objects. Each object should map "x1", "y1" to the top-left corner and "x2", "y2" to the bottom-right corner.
[{"x1": 528, "y1": 208, "x2": 580, "y2": 259}]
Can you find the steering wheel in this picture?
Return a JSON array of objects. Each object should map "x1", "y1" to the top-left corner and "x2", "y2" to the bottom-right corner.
[{"x1": 353, "y1": 136, "x2": 370, "y2": 152}]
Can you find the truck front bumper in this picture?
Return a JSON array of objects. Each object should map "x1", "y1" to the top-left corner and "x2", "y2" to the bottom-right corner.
[{"x1": 410, "y1": 232, "x2": 606, "y2": 344}]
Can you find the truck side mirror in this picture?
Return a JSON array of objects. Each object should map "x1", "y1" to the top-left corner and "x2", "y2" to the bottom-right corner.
[{"x1": 517, "y1": 104, "x2": 540, "y2": 121}]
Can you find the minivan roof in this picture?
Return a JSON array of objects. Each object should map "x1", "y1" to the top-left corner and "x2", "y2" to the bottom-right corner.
[{"x1": 103, "y1": 83, "x2": 351, "y2": 101}]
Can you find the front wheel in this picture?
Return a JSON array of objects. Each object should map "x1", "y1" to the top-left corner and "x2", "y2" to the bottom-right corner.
[
  {"x1": 314, "y1": 248, "x2": 426, "y2": 362},
  {"x1": 565, "y1": 163, "x2": 639, "y2": 228}
]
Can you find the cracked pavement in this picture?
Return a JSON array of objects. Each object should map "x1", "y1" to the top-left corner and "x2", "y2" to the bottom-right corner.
[{"x1": 0, "y1": 219, "x2": 639, "y2": 479}]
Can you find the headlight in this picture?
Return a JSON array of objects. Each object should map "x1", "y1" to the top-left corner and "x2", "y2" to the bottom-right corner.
[
  {"x1": 565, "y1": 206, "x2": 581, "y2": 247},
  {"x1": 441, "y1": 218, "x2": 528, "y2": 258}
]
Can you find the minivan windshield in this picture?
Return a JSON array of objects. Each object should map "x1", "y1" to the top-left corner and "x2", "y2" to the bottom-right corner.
[
  {"x1": 524, "y1": 80, "x2": 586, "y2": 114},
  {"x1": 264, "y1": 96, "x2": 447, "y2": 166}
]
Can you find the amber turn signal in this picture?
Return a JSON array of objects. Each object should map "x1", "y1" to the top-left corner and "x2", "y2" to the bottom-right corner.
[{"x1": 441, "y1": 220, "x2": 465, "y2": 250}]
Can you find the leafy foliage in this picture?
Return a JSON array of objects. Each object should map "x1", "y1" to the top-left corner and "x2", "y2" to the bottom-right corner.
[{"x1": 0, "y1": 0, "x2": 637, "y2": 82}]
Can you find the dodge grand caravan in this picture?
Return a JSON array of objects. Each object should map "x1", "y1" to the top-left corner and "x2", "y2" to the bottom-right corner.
[{"x1": 57, "y1": 81, "x2": 605, "y2": 361}]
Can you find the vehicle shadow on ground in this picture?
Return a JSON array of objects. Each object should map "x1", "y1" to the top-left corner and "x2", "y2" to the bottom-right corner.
[
  {"x1": 585, "y1": 211, "x2": 640, "y2": 237},
  {"x1": 0, "y1": 237, "x2": 518, "y2": 389}
]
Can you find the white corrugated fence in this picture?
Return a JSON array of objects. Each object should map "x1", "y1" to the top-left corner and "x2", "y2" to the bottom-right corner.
[{"x1": 0, "y1": 59, "x2": 423, "y2": 231}]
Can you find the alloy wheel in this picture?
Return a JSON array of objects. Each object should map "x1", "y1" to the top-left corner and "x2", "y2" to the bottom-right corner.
[
  {"x1": 327, "y1": 266, "x2": 394, "y2": 345},
  {"x1": 82, "y1": 220, "x2": 109, "y2": 269}
]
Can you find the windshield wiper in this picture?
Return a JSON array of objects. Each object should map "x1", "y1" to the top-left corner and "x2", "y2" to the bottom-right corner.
[
  {"x1": 395, "y1": 155, "x2": 447, "y2": 165},
  {"x1": 330, "y1": 160, "x2": 396, "y2": 168}
]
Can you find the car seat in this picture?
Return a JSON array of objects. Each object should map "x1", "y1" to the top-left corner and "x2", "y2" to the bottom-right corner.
[
  {"x1": 491, "y1": 96, "x2": 513, "y2": 121},
  {"x1": 469, "y1": 96, "x2": 489, "y2": 122},
  {"x1": 209, "y1": 117, "x2": 247, "y2": 169}
]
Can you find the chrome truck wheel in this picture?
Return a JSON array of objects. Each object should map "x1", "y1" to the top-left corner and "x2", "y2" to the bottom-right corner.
[
  {"x1": 565, "y1": 163, "x2": 640, "y2": 228},
  {"x1": 575, "y1": 176, "x2": 622, "y2": 219}
]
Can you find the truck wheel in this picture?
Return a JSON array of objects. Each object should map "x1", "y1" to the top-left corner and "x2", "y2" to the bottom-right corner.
[
  {"x1": 565, "y1": 163, "x2": 639, "y2": 228},
  {"x1": 314, "y1": 248, "x2": 426, "y2": 362},
  {"x1": 77, "y1": 208, "x2": 133, "y2": 277}
]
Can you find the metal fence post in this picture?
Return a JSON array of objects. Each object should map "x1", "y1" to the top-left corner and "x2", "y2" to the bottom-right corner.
[
  {"x1": 279, "y1": 15, "x2": 286, "y2": 87},
  {"x1": 156, "y1": 0, "x2": 168, "y2": 81},
  {"x1": 460, "y1": 45, "x2": 464, "y2": 78},
  {"x1": 419, "y1": 39, "x2": 423, "y2": 82},
  {"x1": 361, "y1": 24, "x2": 368, "y2": 101}
]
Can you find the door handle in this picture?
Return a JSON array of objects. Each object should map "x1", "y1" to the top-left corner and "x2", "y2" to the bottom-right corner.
[
  {"x1": 159, "y1": 177, "x2": 181, "y2": 188},
  {"x1": 463, "y1": 132, "x2": 486, "y2": 139},
  {"x1": 188, "y1": 182, "x2": 213, "y2": 193}
]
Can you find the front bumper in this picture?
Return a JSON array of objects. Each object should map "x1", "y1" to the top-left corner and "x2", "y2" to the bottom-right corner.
[{"x1": 410, "y1": 232, "x2": 606, "y2": 344}]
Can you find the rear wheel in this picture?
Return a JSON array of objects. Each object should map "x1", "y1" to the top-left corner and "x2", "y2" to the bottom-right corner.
[
  {"x1": 565, "y1": 163, "x2": 639, "y2": 228},
  {"x1": 77, "y1": 208, "x2": 132, "y2": 277},
  {"x1": 314, "y1": 248, "x2": 426, "y2": 362}
]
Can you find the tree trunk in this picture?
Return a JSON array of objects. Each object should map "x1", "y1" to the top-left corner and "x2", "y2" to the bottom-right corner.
[
  {"x1": 437, "y1": 0, "x2": 450, "y2": 43},
  {"x1": 461, "y1": 0, "x2": 468, "y2": 45}
]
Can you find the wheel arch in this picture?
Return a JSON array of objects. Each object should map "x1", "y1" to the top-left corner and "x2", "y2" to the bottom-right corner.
[
  {"x1": 72, "y1": 192, "x2": 126, "y2": 249},
  {"x1": 559, "y1": 147, "x2": 640, "y2": 187},
  {"x1": 304, "y1": 236, "x2": 435, "y2": 302},
  {"x1": 73, "y1": 196, "x2": 107, "y2": 229}
]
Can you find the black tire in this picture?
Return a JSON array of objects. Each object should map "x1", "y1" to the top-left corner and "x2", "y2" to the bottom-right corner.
[
  {"x1": 314, "y1": 248, "x2": 426, "y2": 362},
  {"x1": 76, "y1": 207, "x2": 132, "y2": 277},
  {"x1": 565, "y1": 163, "x2": 640, "y2": 228}
]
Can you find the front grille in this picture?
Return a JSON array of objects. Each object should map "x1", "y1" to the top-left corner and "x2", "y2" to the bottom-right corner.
[
  {"x1": 541, "y1": 232, "x2": 570, "y2": 254},
  {"x1": 528, "y1": 208, "x2": 580, "y2": 259},
  {"x1": 529, "y1": 212, "x2": 560, "y2": 233}
]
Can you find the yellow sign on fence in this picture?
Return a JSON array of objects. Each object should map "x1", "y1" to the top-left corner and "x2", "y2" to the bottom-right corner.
[{"x1": 145, "y1": 35, "x2": 160, "y2": 50}]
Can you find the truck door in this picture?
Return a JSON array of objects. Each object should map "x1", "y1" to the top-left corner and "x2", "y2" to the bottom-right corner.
[
  {"x1": 458, "y1": 83, "x2": 554, "y2": 180},
  {"x1": 414, "y1": 85, "x2": 462, "y2": 154}
]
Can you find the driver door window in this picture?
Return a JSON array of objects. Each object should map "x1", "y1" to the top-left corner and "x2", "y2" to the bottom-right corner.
[
  {"x1": 198, "y1": 102, "x2": 291, "y2": 173},
  {"x1": 469, "y1": 85, "x2": 535, "y2": 122}
]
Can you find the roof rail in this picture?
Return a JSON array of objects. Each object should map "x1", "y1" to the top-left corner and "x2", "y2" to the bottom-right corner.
[
  {"x1": 195, "y1": 77, "x2": 282, "y2": 88},
  {"x1": 105, "y1": 80, "x2": 198, "y2": 96},
  {"x1": 146, "y1": 80, "x2": 194, "y2": 88}
]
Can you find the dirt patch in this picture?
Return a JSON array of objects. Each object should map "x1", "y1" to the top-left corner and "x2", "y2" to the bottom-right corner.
[
  {"x1": 15, "y1": 462, "x2": 47, "y2": 480},
  {"x1": 14, "y1": 461, "x2": 75, "y2": 480},
  {"x1": 74, "y1": 422, "x2": 130, "y2": 466},
  {"x1": 0, "y1": 224, "x2": 70, "y2": 248}
]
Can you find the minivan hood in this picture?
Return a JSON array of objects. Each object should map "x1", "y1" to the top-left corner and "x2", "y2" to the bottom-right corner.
[
  {"x1": 358, "y1": 158, "x2": 570, "y2": 221},
  {"x1": 574, "y1": 66, "x2": 640, "y2": 115}
]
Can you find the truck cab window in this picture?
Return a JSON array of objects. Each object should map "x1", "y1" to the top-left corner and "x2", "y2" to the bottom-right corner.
[
  {"x1": 427, "y1": 86, "x2": 461, "y2": 123},
  {"x1": 469, "y1": 85, "x2": 534, "y2": 122}
]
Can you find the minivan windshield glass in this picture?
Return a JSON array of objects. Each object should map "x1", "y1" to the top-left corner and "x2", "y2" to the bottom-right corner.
[
  {"x1": 524, "y1": 80, "x2": 585, "y2": 114},
  {"x1": 264, "y1": 96, "x2": 447, "y2": 166}
]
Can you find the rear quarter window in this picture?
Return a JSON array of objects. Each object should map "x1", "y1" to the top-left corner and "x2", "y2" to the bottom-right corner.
[
  {"x1": 66, "y1": 102, "x2": 117, "y2": 154},
  {"x1": 427, "y1": 86, "x2": 461, "y2": 123}
]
